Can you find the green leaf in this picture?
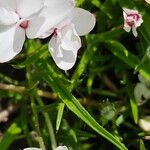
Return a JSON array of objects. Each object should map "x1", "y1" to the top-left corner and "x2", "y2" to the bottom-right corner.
[
  {"x1": 105, "y1": 40, "x2": 150, "y2": 80},
  {"x1": 129, "y1": 97, "x2": 139, "y2": 124},
  {"x1": 140, "y1": 139, "x2": 146, "y2": 150},
  {"x1": 91, "y1": 0, "x2": 101, "y2": 8},
  {"x1": 126, "y1": 82, "x2": 139, "y2": 124},
  {"x1": 56, "y1": 103, "x2": 65, "y2": 132},
  {"x1": 87, "y1": 73, "x2": 94, "y2": 94},
  {"x1": 36, "y1": 60, "x2": 127, "y2": 150},
  {"x1": 13, "y1": 45, "x2": 48, "y2": 69},
  {"x1": 76, "y1": 0, "x2": 84, "y2": 6},
  {"x1": 0, "y1": 123, "x2": 21, "y2": 150},
  {"x1": 71, "y1": 28, "x2": 124, "y2": 89},
  {"x1": 71, "y1": 44, "x2": 97, "y2": 89}
]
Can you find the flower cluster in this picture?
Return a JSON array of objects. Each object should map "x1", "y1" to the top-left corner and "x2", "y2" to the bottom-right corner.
[
  {"x1": 0, "y1": 0, "x2": 96, "y2": 70},
  {"x1": 0, "y1": 1, "x2": 145, "y2": 70}
]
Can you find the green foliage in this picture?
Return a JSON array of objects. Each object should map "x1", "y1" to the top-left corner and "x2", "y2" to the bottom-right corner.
[
  {"x1": 0, "y1": 123, "x2": 22, "y2": 150},
  {"x1": 0, "y1": 0, "x2": 150, "y2": 150}
]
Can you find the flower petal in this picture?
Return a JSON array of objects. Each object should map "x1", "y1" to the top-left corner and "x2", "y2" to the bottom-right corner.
[
  {"x1": 132, "y1": 27, "x2": 138, "y2": 37},
  {"x1": 0, "y1": 8, "x2": 19, "y2": 25},
  {"x1": 123, "y1": 10, "x2": 127, "y2": 21},
  {"x1": 26, "y1": 17, "x2": 45, "y2": 39},
  {"x1": 123, "y1": 26, "x2": 131, "y2": 33},
  {"x1": 69, "y1": 8, "x2": 96, "y2": 36},
  {"x1": 139, "y1": 116, "x2": 150, "y2": 132},
  {"x1": 0, "y1": 25, "x2": 25, "y2": 62},
  {"x1": 61, "y1": 24, "x2": 81, "y2": 51},
  {"x1": 55, "y1": 146, "x2": 68, "y2": 150},
  {"x1": 0, "y1": 0, "x2": 16, "y2": 10},
  {"x1": 16, "y1": 0, "x2": 44, "y2": 18},
  {"x1": 145, "y1": 0, "x2": 150, "y2": 4},
  {"x1": 135, "y1": 15, "x2": 143, "y2": 27},
  {"x1": 23, "y1": 148, "x2": 41, "y2": 150},
  {"x1": 134, "y1": 83, "x2": 150, "y2": 104},
  {"x1": 123, "y1": 8, "x2": 139, "y2": 15},
  {"x1": 26, "y1": 0, "x2": 75, "y2": 39},
  {"x1": 138, "y1": 74, "x2": 150, "y2": 86},
  {"x1": 49, "y1": 24, "x2": 81, "y2": 70}
]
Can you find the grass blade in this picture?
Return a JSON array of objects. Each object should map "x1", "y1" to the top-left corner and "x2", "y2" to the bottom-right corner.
[{"x1": 36, "y1": 60, "x2": 128, "y2": 150}]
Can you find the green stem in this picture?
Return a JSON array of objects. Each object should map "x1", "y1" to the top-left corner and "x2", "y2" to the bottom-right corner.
[
  {"x1": 36, "y1": 96, "x2": 57, "y2": 150},
  {"x1": 30, "y1": 95, "x2": 46, "y2": 150},
  {"x1": 27, "y1": 67, "x2": 46, "y2": 150},
  {"x1": 21, "y1": 97, "x2": 32, "y2": 146}
]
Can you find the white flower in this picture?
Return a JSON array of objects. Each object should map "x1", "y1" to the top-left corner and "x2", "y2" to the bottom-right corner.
[
  {"x1": 55, "y1": 146, "x2": 68, "y2": 150},
  {"x1": 0, "y1": 0, "x2": 95, "y2": 70},
  {"x1": 27, "y1": 0, "x2": 75, "y2": 39},
  {"x1": 23, "y1": 148, "x2": 40, "y2": 150},
  {"x1": 0, "y1": 0, "x2": 75, "y2": 63},
  {"x1": 40, "y1": 7, "x2": 96, "y2": 70},
  {"x1": 0, "y1": 0, "x2": 44, "y2": 62},
  {"x1": 23, "y1": 145, "x2": 68, "y2": 150},
  {"x1": 134, "y1": 74, "x2": 150, "y2": 105},
  {"x1": 139, "y1": 116, "x2": 150, "y2": 132},
  {"x1": 145, "y1": 0, "x2": 150, "y2": 4},
  {"x1": 123, "y1": 8, "x2": 143, "y2": 37}
]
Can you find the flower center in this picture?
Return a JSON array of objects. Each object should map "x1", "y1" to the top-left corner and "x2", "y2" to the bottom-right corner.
[
  {"x1": 53, "y1": 28, "x2": 61, "y2": 37},
  {"x1": 126, "y1": 14, "x2": 140, "y2": 27},
  {"x1": 20, "y1": 20, "x2": 29, "y2": 29}
]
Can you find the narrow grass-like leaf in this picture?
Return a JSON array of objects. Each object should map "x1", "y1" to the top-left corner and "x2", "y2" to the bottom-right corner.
[
  {"x1": 56, "y1": 103, "x2": 65, "y2": 132},
  {"x1": 105, "y1": 40, "x2": 150, "y2": 80},
  {"x1": 129, "y1": 97, "x2": 139, "y2": 124},
  {"x1": 140, "y1": 140, "x2": 146, "y2": 150},
  {"x1": 36, "y1": 60, "x2": 128, "y2": 150},
  {"x1": 13, "y1": 45, "x2": 48, "y2": 69},
  {"x1": 71, "y1": 28, "x2": 124, "y2": 89},
  {"x1": 71, "y1": 45, "x2": 97, "y2": 89},
  {"x1": 0, "y1": 123, "x2": 21, "y2": 150},
  {"x1": 126, "y1": 83, "x2": 139, "y2": 124}
]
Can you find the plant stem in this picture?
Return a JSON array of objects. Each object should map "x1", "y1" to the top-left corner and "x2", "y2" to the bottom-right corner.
[
  {"x1": 0, "y1": 83, "x2": 101, "y2": 107},
  {"x1": 36, "y1": 96, "x2": 57, "y2": 150},
  {"x1": 30, "y1": 95, "x2": 46, "y2": 150},
  {"x1": 27, "y1": 66, "x2": 46, "y2": 150}
]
